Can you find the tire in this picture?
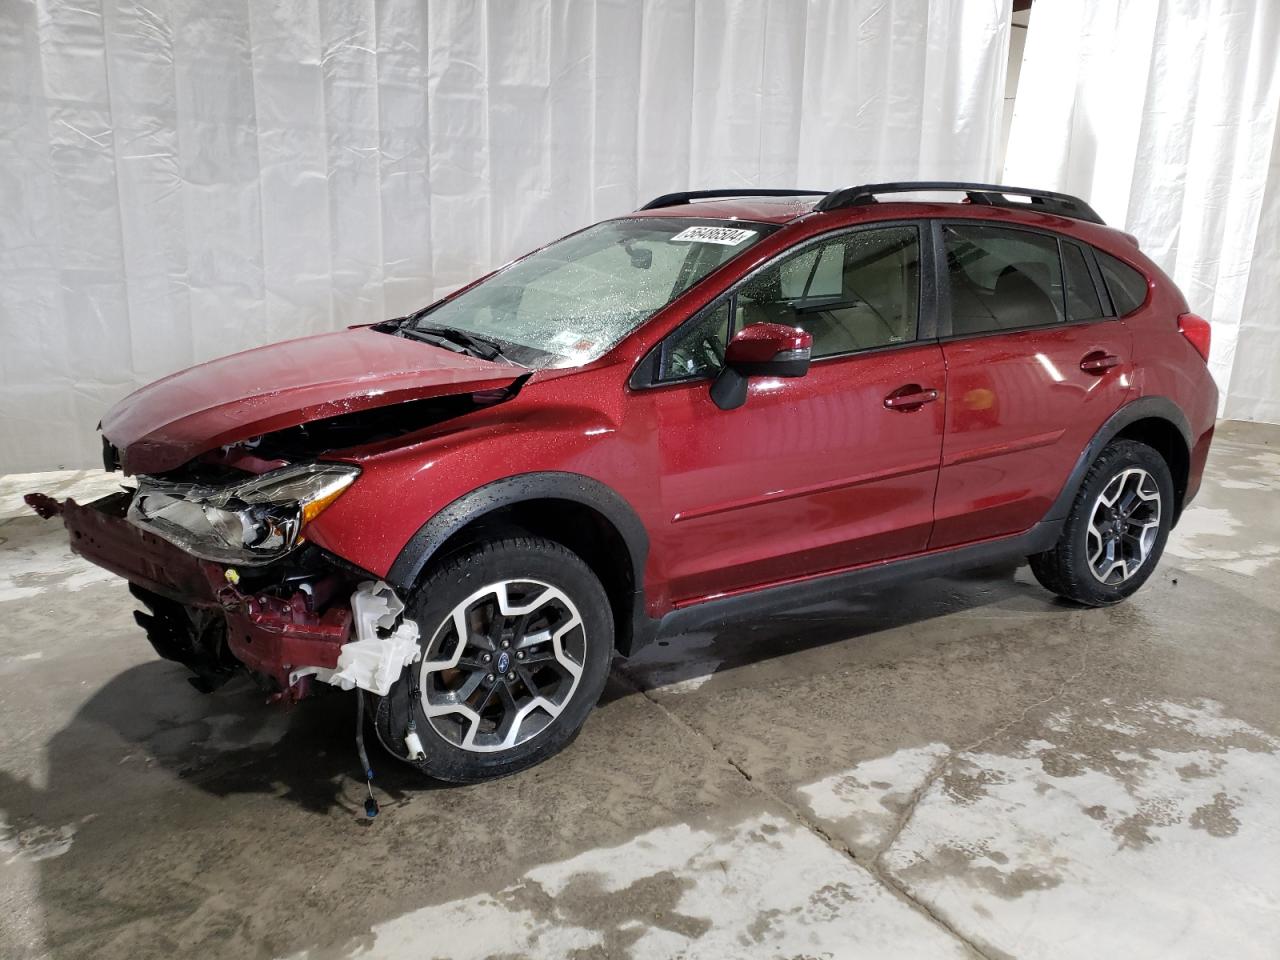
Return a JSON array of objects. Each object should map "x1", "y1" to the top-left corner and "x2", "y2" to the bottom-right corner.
[
  {"x1": 373, "y1": 536, "x2": 613, "y2": 783},
  {"x1": 1028, "y1": 439, "x2": 1175, "y2": 606}
]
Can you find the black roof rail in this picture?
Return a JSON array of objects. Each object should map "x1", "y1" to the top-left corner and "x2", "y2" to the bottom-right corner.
[
  {"x1": 640, "y1": 188, "x2": 826, "y2": 211},
  {"x1": 813, "y1": 181, "x2": 1105, "y2": 225}
]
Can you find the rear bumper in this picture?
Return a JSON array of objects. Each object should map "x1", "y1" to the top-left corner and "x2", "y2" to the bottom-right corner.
[
  {"x1": 1183, "y1": 422, "x2": 1215, "y2": 511},
  {"x1": 28, "y1": 491, "x2": 352, "y2": 696}
]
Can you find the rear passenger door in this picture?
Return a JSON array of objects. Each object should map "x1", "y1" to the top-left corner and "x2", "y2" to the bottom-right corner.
[{"x1": 930, "y1": 222, "x2": 1133, "y2": 548}]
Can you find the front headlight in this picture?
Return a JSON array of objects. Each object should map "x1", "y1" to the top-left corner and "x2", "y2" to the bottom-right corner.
[{"x1": 127, "y1": 463, "x2": 360, "y2": 565}]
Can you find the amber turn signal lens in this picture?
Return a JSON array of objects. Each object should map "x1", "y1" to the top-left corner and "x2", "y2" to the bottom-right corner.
[{"x1": 302, "y1": 485, "x2": 350, "y2": 526}]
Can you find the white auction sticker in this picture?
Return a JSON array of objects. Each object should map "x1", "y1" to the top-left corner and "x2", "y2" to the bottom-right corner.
[{"x1": 670, "y1": 225, "x2": 758, "y2": 246}]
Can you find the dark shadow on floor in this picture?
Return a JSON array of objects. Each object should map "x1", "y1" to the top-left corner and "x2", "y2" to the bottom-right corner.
[
  {"x1": 0, "y1": 560, "x2": 1041, "y2": 842},
  {"x1": 602, "y1": 560, "x2": 1039, "y2": 705}
]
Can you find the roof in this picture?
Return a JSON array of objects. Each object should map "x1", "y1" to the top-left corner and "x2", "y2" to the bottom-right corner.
[{"x1": 630, "y1": 194, "x2": 822, "y2": 225}]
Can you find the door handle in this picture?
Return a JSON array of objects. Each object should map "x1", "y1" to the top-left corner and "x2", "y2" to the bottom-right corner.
[
  {"x1": 1080, "y1": 351, "x2": 1121, "y2": 374},
  {"x1": 883, "y1": 386, "x2": 940, "y2": 411}
]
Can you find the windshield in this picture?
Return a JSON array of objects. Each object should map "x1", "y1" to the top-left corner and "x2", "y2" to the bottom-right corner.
[{"x1": 406, "y1": 218, "x2": 774, "y2": 368}]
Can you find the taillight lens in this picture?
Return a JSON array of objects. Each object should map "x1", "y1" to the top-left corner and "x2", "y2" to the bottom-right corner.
[{"x1": 1178, "y1": 313, "x2": 1211, "y2": 362}]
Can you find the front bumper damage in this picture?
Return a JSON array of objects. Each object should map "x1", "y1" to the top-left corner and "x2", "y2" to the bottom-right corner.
[{"x1": 26, "y1": 490, "x2": 420, "y2": 703}]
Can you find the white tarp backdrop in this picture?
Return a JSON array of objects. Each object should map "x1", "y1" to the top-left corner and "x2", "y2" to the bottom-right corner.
[
  {"x1": 1004, "y1": 0, "x2": 1280, "y2": 424},
  {"x1": 0, "y1": 0, "x2": 1012, "y2": 472}
]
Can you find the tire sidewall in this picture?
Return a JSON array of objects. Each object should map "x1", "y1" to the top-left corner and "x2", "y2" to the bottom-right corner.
[{"x1": 375, "y1": 539, "x2": 613, "y2": 783}]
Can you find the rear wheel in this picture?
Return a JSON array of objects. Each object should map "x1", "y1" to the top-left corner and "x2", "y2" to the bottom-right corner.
[
  {"x1": 1028, "y1": 439, "x2": 1174, "y2": 606},
  {"x1": 373, "y1": 537, "x2": 613, "y2": 783}
]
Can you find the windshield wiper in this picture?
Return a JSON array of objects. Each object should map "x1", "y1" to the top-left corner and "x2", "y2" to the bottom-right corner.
[{"x1": 400, "y1": 324, "x2": 506, "y2": 362}]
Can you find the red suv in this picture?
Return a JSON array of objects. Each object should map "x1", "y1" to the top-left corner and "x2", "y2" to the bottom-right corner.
[{"x1": 30, "y1": 182, "x2": 1217, "y2": 785}]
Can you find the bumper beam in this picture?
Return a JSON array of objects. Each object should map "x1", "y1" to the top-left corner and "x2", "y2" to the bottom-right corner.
[{"x1": 28, "y1": 490, "x2": 355, "y2": 699}]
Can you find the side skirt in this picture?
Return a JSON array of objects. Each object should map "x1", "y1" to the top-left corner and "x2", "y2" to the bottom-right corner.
[{"x1": 640, "y1": 520, "x2": 1062, "y2": 644}]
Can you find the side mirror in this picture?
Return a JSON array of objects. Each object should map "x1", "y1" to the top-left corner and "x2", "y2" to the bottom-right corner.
[{"x1": 710, "y1": 323, "x2": 813, "y2": 410}]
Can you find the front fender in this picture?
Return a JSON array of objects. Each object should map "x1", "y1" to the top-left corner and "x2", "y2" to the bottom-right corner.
[{"x1": 299, "y1": 382, "x2": 652, "y2": 583}]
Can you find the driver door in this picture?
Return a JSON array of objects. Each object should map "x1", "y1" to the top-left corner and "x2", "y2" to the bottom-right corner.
[{"x1": 635, "y1": 224, "x2": 947, "y2": 605}]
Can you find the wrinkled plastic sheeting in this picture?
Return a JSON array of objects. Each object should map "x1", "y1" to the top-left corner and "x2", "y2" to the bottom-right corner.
[
  {"x1": 0, "y1": 0, "x2": 1012, "y2": 472},
  {"x1": 1004, "y1": 0, "x2": 1280, "y2": 424},
  {"x1": 293, "y1": 580, "x2": 421, "y2": 697}
]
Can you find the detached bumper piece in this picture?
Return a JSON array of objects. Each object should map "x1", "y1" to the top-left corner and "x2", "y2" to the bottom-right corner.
[{"x1": 26, "y1": 490, "x2": 420, "y2": 703}]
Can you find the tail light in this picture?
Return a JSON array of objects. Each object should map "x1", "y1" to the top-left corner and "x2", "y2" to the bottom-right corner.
[{"x1": 1178, "y1": 313, "x2": 1211, "y2": 362}]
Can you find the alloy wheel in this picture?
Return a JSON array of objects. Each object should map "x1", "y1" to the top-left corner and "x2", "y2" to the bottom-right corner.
[
  {"x1": 417, "y1": 579, "x2": 587, "y2": 752},
  {"x1": 1086, "y1": 467, "x2": 1162, "y2": 585}
]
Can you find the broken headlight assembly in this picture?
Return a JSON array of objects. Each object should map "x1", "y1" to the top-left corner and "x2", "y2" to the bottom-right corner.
[{"x1": 127, "y1": 463, "x2": 360, "y2": 565}]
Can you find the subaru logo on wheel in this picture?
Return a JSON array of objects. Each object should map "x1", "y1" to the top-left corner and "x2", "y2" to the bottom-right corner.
[{"x1": 497, "y1": 651, "x2": 511, "y2": 673}]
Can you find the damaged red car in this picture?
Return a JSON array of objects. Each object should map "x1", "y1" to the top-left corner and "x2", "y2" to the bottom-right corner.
[{"x1": 30, "y1": 182, "x2": 1218, "y2": 785}]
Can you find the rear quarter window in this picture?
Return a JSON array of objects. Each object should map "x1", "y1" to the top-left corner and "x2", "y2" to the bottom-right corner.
[{"x1": 1096, "y1": 251, "x2": 1149, "y2": 316}]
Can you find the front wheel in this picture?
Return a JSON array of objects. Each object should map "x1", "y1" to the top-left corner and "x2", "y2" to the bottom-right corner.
[
  {"x1": 1028, "y1": 439, "x2": 1175, "y2": 606},
  {"x1": 373, "y1": 537, "x2": 614, "y2": 783}
]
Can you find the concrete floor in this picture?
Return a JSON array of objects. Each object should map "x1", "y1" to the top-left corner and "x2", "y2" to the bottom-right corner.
[{"x1": 0, "y1": 420, "x2": 1277, "y2": 960}]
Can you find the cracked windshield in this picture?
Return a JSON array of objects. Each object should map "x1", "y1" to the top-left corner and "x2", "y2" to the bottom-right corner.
[{"x1": 409, "y1": 218, "x2": 772, "y2": 367}]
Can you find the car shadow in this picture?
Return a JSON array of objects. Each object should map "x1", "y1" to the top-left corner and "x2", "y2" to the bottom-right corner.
[
  {"x1": 603, "y1": 560, "x2": 1042, "y2": 703},
  {"x1": 4, "y1": 561, "x2": 1038, "y2": 818}
]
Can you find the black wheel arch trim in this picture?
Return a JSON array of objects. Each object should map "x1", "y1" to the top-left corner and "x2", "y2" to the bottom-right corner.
[
  {"x1": 1043, "y1": 395, "x2": 1192, "y2": 524},
  {"x1": 385, "y1": 471, "x2": 656, "y2": 654}
]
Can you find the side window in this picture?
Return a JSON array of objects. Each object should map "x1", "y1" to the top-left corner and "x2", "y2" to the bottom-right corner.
[
  {"x1": 658, "y1": 300, "x2": 730, "y2": 382},
  {"x1": 734, "y1": 226, "x2": 920, "y2": 357},
  {"x1": 1096, "y1": 250, "x2": 1149, "y2": 316},
  {"x1": 944, "y1": 224, "x2": 1064, "y2": 335},
  {"x1": 1062, "y1": 241, "x2": 1105, "y2": 321}
]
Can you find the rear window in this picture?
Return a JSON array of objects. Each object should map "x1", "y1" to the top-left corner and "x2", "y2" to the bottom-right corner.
[{"x1": 1096, "y1": 251, "x2": 1149, "y2": 316}]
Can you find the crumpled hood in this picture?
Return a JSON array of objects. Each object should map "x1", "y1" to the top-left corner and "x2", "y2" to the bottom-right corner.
[{"x1": 102, "y1": 327, "x2": 522, "y2": 475}]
